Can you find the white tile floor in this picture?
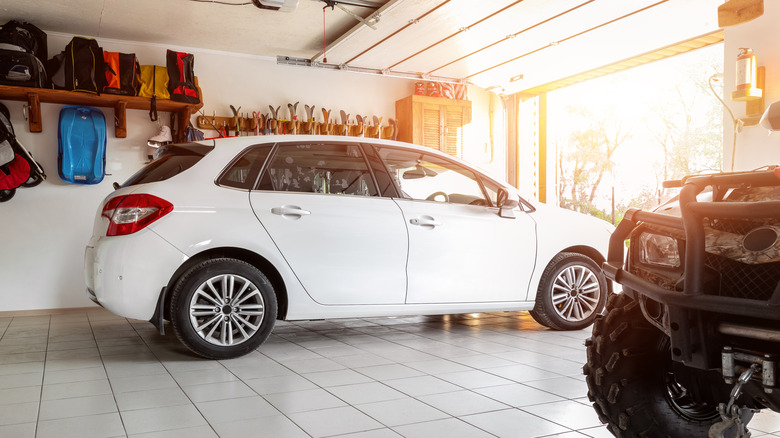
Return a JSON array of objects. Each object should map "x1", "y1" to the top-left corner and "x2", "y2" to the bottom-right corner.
[{"x1": 0, "y1": 308, "x2": 778, "y2": 438}]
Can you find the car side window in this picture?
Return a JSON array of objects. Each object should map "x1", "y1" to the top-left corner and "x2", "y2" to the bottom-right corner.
[
  {"x1": 257, "y1": 143, "x2": 378, "y2": 196},
  {"x1": 376, "y1": 147, "x2": 490, "y2": 206},
  {"x1": 217, "y1": 145, "x2": 272, "y2": 190}
]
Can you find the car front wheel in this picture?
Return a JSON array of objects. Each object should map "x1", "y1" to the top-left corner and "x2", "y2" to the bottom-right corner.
[
  {"x1": 170, "y1": 258, "x2": 277, "y2": 359},
  {"x1": 529, "y1": 252, "x2": 607, "y2": 330}
]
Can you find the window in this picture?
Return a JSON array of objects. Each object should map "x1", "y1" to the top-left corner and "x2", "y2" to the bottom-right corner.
[
  {"x1": 217, "y1": 146, "x2": 272, "y2": 190},
  {"x1": 121, "y1": 143, "x2": 213, "y2": 188},
  {"x1": 377, "y1": 147, "x2": 490, "y2": 206},
  {"x1": 257, "y1": 143, "x2": 378, "y2": 196}
]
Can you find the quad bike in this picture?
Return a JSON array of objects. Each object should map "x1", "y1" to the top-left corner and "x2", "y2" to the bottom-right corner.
[{"x1": 584, "y1": 167, "x2": 780, "y2": 438}]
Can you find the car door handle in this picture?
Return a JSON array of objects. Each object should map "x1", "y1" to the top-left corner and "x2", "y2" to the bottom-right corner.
[
  {"x1": 271, "y1": 205, "x2": 311, "y2": 218},
  {"x1": 410, "y1": 216, "x2": 442, "y2": 228}
]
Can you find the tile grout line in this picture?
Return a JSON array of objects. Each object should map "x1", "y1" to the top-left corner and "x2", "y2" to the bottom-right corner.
[
  {"x1": 87, "y1": 311, "x2": 130, "y2": 438},
  {"x1": 129, "y1": 320, "x2": 235, "y2": 437},
  {"x1": 33, "y1": 314, "x2": 51, "y2": 438},
  {"x1": 272, "y1": 321, "x2": 502, "y2": 437}
]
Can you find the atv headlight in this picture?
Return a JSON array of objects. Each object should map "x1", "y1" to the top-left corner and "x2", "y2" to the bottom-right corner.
[{"x1": 639, "y1": 233, "x2": 680, "y2": 268}]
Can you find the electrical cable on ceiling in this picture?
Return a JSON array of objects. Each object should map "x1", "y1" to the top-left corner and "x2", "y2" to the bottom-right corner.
[{"x1": 187, "y1": 0, "x2": 252, "y2": 5}]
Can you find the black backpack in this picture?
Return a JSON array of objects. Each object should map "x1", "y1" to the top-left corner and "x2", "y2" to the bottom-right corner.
[
  {"x1": 0, "y1": 20, "x2": 48, "y2": 61},
  {"x1": 49, "y1": 37, "x2": 107, "y2": 94}
]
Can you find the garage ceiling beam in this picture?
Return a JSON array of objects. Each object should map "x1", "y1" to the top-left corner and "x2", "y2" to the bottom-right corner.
[
  {"x1": 387, "y1": 0, "x2": 526, "y2": 70},
  {"x1": 466, "y1": 0, "x2": 671, "y2": 80},
  {"x1": 516, "y1": 30, "x2": 724, "y2": 98}
]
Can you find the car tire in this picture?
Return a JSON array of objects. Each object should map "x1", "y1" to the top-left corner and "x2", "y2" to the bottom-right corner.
[
  {"x1": 529, "y1": 252, "x2": 607, "y2": 330},
  {"x1": 170, "y1": 257, "x2": 277, "y2": 359},
  {"x1": 583, "y1": 293, "x2": 721, "y2": 437}
]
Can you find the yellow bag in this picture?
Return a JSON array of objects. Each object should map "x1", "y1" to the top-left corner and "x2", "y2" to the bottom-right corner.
[
  {"x1": 137, "y1": 65, "x2": 170, "y2": 121},
  {"x1": 137, "y1": 65, "x2": 170, "y2": 100}
]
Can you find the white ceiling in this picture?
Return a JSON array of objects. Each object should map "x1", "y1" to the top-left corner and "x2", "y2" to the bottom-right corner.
[{"x1": 1, "y1": 0, "x2": 723, "y2": 95}]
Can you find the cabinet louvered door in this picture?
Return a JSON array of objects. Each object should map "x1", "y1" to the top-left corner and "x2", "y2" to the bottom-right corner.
[
  {"x1": 395, "y1": 95, "x2": 471, "y2": 157},
  {"x1": 421, "y1": 104, "x2": 442, "y2": 151},
  {"x1": 442, "y1": 106, "x2": 465, "y2": 157}
]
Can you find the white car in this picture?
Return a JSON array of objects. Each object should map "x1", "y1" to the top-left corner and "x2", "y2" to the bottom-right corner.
[{"x1": 85, "y1": 136, "x2": 613, "y2": 359}]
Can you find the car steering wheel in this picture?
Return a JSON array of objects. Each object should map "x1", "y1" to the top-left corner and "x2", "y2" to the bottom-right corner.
[{"x1": 426, "y1": 191, "x2": 449, "y2": 202}]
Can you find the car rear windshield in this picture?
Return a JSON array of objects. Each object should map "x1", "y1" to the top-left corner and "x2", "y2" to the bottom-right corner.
[{"x1": 120, "y1": 143, "x2": 214, "y2": 188}]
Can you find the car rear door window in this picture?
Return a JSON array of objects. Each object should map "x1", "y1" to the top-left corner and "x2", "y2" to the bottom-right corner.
[{"x1": 257, "y1": 143, "x2": 378, "y2": 196}]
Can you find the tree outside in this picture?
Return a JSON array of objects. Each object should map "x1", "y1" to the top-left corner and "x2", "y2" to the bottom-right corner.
[{"x1": 548, "y1": 44, "x2": 723, "y2": 223}]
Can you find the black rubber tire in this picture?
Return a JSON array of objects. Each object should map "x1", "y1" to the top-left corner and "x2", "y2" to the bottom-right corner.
[
  {"x1": 583, "y1": 293, "x2": 721, "y2": 437},
  {"x1": 0, "y1": 189, "x2": 15, "y2": 202},
  {"x1": 170, "y1": 258, "x2": 277, "y2": 360},
  {"x1": 529, "y1": 252, "x2": 608, "y2": 330}
]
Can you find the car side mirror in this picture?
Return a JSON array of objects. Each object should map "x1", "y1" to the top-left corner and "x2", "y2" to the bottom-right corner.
[{"x1": 497, "y1": 188, "x2": 519, "y2": 219}]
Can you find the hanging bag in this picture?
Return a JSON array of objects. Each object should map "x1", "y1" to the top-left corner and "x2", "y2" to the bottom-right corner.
[
  {"x1": 138, "y1": 65, "x2": 169, "y2": 121},
  {"x1": 0, "y1": 20, "x2": 49, "y2": 88},
  {"x1": 103, "y1": 51, "x2": 140, "y2": 96},
  {"x1": 166, "y1": 50, "x2": 199, "y2": 104},
  {"x1": 49, "y1": 37, "x2": 107, "y2": 94},
  {"x1": 0, "y1": 20, "x2": 48, "y2": 62}
]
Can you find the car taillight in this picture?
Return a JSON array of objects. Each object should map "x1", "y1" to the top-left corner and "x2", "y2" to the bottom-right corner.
[{"x1": 102, "y1": 194, "x2": 173, "y2": 236}]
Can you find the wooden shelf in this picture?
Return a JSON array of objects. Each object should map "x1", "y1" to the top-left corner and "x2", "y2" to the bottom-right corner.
[{"x1": 0, "y1": 84, "x2": 203, "y2": 142}]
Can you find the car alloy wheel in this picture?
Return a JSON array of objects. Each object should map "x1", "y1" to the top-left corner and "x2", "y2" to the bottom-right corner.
[
  {"x1": 188, "y1": 273, "x2": 265, "y2": 347},
  {"x1": 551, "y1": 264, "x2": 601, "y2": 323},
  {"x1": 171, "y1": 258, "x2": 277, "y2": 359},
  {"x1": 530, "y1": 252, "x2": 608, "y2": 330}
]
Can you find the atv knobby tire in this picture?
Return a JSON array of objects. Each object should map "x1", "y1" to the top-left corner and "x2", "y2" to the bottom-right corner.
[{"x1": 583, "y1": 293, "x2": 720, "y2": 437}]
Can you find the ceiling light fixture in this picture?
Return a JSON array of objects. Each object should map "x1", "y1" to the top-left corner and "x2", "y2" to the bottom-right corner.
[{"x1": 251, "y1": 0, "x2": 299, "y2": 12}]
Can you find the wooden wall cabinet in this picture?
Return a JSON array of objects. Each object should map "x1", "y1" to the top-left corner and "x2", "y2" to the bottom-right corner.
[{"x1": 395, "y1": 95, "x2": 472, "y2": 157}]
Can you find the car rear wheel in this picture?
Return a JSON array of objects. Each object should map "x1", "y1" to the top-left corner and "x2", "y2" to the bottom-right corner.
[
  {"x1": 170, "y1": 258, "x2": 277, "y2": 359},
  {"x1": 529, "y1": 252, "x2": 607, "y2": 330}
]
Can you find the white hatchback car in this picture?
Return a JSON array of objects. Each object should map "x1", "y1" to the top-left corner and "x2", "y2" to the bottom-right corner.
[{"x1": 85, "y1": 136, "x2": 613, "y2": 359}]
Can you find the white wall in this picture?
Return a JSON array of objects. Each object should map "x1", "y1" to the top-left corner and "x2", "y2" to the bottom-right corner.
[
  {"x1": 0, "y1": 33, "x2": 499, "y2": 312},
  {"x1": 723, "y1": 1, "x2": 780, "y2": 170}
]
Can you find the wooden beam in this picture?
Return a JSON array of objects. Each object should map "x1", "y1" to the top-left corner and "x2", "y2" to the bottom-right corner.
[
  {"x1": 538, "y1": 93, "x2": 547, "y2": 204},
  {"x1": 718, "y1": 0, "x2": 763, "y2": 27},
  {"x1": 26, "y1": 92, "x2": 41, "y2": 133},
  {"x1": 114, "y1": 101, "x2": 127, "y2": 138}
]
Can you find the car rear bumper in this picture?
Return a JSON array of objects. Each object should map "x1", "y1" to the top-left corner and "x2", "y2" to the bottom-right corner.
[{"x1": 84, "y1": 229, "x2": 187, "y2": 321}]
